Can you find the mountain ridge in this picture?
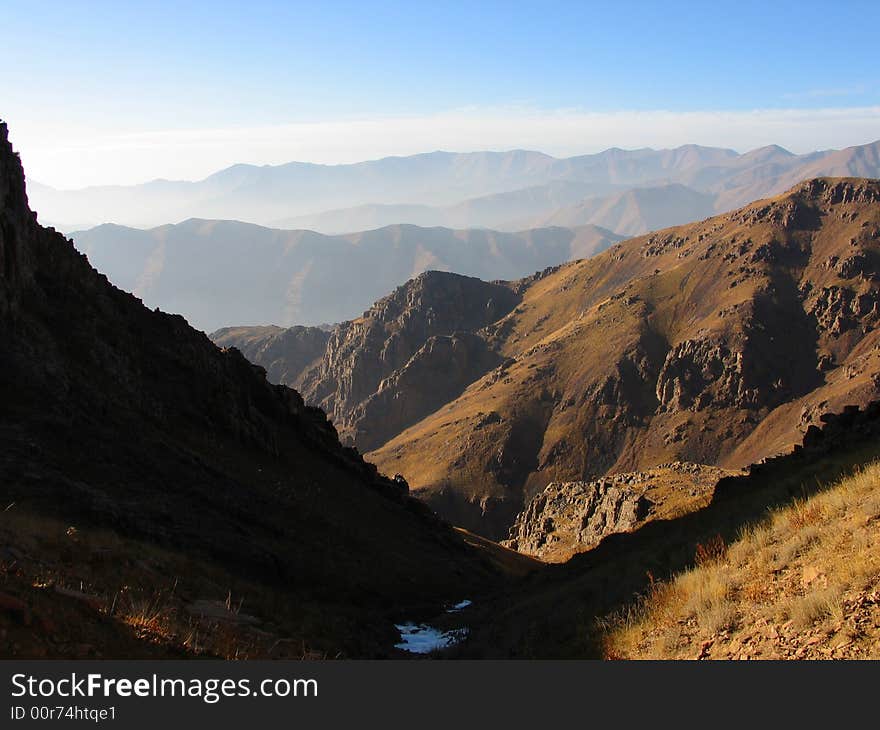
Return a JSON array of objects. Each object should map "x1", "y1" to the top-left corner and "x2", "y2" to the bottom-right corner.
[{"x1": 29, "y1": 140, "x2": 880, "y2": 231}]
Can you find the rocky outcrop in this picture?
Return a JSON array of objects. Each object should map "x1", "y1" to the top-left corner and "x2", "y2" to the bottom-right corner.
[
  {"x1": 656, "y1": 338, "x2": 745, "y2": 411},
  {"x1": 505, "y1": 479, "x2": 652, "y2": 558},
  {"x1": 298, "y1": 270, "x2": 519, "y2": 444},
  {"x1": 504, "y1": 462, "x2": 729, "y2": 560},
  {"x1": 809, "y1": 285, "x2": 880, "y2": 337}
]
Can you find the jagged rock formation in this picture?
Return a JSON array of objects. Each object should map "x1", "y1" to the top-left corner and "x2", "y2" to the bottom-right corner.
[
  {"x1": 0, "y1": 121, "x2": 504, "y2": 655},
  {"x1": 504, "y1": 463, "x2": 731, "y2": 561},
  {"x1": 347, "y1": 332, "x2": 508, "y2": 451},
  {"x1": 505, "y1": 479, "x2": 652, "y2": 558},
  {"x1": 366, "y1": 178, "x2": 880, "y2": 539},
  {"x1": 295, "y1": 271, "x2": 520, "y2": 446},
  {"x1": 211, "y1": 324, "x2": 331, "y2": 388}
]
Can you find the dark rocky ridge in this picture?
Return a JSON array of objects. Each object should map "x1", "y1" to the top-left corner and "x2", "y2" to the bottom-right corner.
[{"x1": 0, "y1": 121, "x2": 502, "y2": 655}]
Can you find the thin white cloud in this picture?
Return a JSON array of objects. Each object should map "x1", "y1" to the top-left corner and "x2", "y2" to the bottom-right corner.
[
  {"x1": 782, "y1": 85, "x2": 868, "y2": 100},
  {"x1": 10, "y1": 105, "x2": 880, "y2": 189}
]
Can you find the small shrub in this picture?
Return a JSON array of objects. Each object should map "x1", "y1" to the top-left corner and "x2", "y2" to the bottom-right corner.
[
  {"x1": 787, "y1": 589, "x2": 836, "y2": 630},
  {"x1": 787, "y1": 499, "x2": 823, "y2": 530},
  {"x1": 695, "y1": 534, "x2": 727, "y2": 567},
  {"x1": 700, "y1": 602, "x2": 737, "y2": 634}
]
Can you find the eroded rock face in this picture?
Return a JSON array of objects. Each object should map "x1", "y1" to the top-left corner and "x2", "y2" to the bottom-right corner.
[
  {"x1": 349, "y1": 332, "x2": 506, "y2": 451},
  {"x1": 505, "y1": 477, "x2": 653, "y2": 559},
  {"x1": 800, "y1": 178, "x2": 880, "y2": 207},
  {"x1": 809, "y1": 286, "x2": 880, "y2": 337},
  {"x1": 656, "y1": 338, "x2": 744, "y2": 412},
  {"x1": 299, "y1": 271, "x2": 519, "y2": 444},
  {"x1": 504, "y1": 462, "x2": 730, "y2": 560}
]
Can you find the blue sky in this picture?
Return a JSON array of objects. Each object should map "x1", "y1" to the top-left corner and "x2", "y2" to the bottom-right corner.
[{"x1": 3, "y1": 1, "x2": 879, "y2": 186}]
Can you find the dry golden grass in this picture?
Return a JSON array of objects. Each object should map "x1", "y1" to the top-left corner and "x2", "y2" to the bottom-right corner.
[{"x1": 604, "y1": 461, "x2": 880, "y2": 659}]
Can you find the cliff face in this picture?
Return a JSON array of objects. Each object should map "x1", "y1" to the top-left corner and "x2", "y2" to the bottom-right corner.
[
  {"x1": 346, "y1": 331, "x2": 508, "y2": 451},
  {"x1": 0, "y1": 122, "x2": 501, "y2": 653},
  {"x1": 505, "y1": 479, "x2": 652, "y2": 558}
]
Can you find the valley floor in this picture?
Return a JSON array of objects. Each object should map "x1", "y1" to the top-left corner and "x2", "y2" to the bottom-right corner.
[{"x1": 0, "y1": 508, "x2": 536, "y2": 660}]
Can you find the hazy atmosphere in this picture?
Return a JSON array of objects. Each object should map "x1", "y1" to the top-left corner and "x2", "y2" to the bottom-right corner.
[
  {"x1": 3, "y1": 0, "x2": 880, "y2": 684},
  {"x1": 4, "y1": 1, "x2": 879, "y2": 188}
]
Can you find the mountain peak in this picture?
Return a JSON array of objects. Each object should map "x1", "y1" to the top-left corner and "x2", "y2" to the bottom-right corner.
[
  {"x1": 0, "y1": 120, "x2": 32, "y2": 222},
  {"x1": 744, "y1": 143, "x2": 795, "y2": 158}
]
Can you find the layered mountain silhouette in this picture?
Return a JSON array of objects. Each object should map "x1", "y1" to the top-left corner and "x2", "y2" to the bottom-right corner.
[
  {"x1": 55, "y1": 140, "x2": 879, "y2": 334},
  {"x1": 30, "y1": 141, "x2": 880, "y2": 234},
  {"x1": 70, "y1": 220, "x2": 621, "y2": 331},
  {"x1": 272, "y1": 181, "x2": 625, "y2": 233},
  {"x1": 519, "y1": 183, "x2": 717, "y2": 235},
  {"x1": 219, "y1": 178, "x2": 880, "y2": 539},
  {"x1": 0, "y1": 121, "x2": 510, "y2": 655}
]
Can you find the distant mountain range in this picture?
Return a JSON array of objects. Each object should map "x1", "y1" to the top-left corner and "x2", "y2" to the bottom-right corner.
[
  {"x1": 71, "y1": 220, "x2": 621, "y2": 332},
  {"x1": 29, "y1": 141, "x2": 880, "y2": 233}
]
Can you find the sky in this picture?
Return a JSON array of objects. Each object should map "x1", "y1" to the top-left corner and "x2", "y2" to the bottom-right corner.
[{"x1": 2, "y1": 0, "x2": 879, "y2": 188}]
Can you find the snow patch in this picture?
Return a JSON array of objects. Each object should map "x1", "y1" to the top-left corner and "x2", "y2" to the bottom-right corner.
[{"x1": 394, "y1": 624, "x2": 469, "y2": 654}]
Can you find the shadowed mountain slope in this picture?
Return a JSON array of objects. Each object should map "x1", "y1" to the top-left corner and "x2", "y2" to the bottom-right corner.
[
  {"x1": 210, "y1": 324, "x2": 332, "y2": 388},
  {"x1": 0, "y1": 121, "x2": 512, "y2": 656}
]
